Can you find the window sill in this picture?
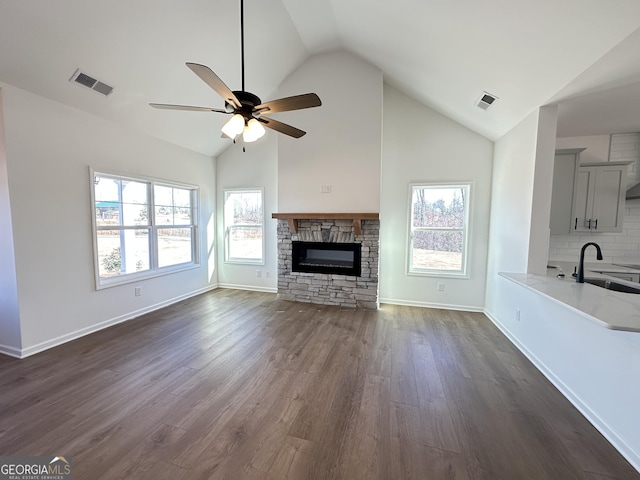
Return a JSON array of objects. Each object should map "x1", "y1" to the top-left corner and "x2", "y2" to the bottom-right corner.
[
  {"x1": 407, "y1": 270, "x2": 469, "y2": 279},
  {"x1": 96, "y1": 263, "x2": 201, "y2": 290},
  {"x1": 224, "y1": 259, "x2": 265, "y2": 266}
]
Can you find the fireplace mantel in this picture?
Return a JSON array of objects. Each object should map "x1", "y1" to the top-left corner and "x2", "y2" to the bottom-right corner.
[{"x1": 272, "y1": 212, "x2": 379, "y2": 235}]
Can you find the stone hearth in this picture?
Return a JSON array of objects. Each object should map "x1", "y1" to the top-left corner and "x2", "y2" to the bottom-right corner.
[{"x1": 275, "y1": 216, "x2": 379, "y2": 309}]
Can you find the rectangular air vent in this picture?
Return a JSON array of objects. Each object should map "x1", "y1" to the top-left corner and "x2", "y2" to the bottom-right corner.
[
  {"x1": 476, "y1": 91, "x2": 498, "y2": 110},
  {"x1": 92, "y1": 81, "x2": 113, "y2": 96},
  {"x1": 69, "y1": 69, "x2": 114, "y2": 96}
]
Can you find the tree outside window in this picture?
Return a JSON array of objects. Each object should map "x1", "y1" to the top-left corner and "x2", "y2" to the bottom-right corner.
[
  {"x1": 409, "y1": 184, "x2": 470, "y2": 276},
  {"x1": 92, "y1": 171, "x2": 198, "y2": 288},
  {"x1": 224, "y1": 188, "x2": 264, "y2": 264}
]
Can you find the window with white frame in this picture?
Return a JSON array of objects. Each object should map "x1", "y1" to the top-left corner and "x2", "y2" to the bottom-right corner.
[
  {"x1": 224, "y1": 188, "x2": 264, "y2": 264},
  {"x1": 408, "y1": 183, "x2": 470, "y2": 276},
  {"x1": 92, "y1": 171, "x2": 198, "y2": 288}
]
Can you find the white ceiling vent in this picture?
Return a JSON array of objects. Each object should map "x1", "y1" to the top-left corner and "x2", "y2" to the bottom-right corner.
[
  {"x1": 69, "y1": 69, "x2": 114, "y2": 96},
  {"x1": 476, "y1": 91, "x2": 498, "y2": 110}
]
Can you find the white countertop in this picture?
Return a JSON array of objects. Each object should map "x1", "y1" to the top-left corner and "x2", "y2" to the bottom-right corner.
[{"x1": 500, "y1": 263, "x2": 640, "y2": 332}]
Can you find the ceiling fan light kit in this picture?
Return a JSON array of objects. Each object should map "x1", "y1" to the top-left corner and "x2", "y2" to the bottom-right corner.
[
  {"x1": 150, "y1": 0, "x2": 321, "y2": 148},
  {"x1": 243, "y1": 118, "x2": 265, "y2": 143},
  {"x1": 221, "y1": 114, "x2": 245, "y2": 139}
]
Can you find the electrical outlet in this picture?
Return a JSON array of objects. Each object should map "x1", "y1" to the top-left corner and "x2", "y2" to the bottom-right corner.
[
  {"x1": 265, "y1": 271, "x2": 270, "y2": 278},
  {"x1": 256, "y1": 270, "x2": 262, "y2": 278},
  {"x1": 515, "y1": 308, "x2": 521, "y2": 321},
  {"x1": 134, "y1": 286, "x2": 142, "y2": 297},
  {"x1": 436, "y1": 282, "x2": 445, "y2": 291}
]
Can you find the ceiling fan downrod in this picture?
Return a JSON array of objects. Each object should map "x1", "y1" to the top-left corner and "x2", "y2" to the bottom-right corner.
[
  {"x1": 149, "y1": 0, "x2": 321, "y2": 143},
  {"x1": 240, "y1": 0, "x2": 245, "y2": 92}
]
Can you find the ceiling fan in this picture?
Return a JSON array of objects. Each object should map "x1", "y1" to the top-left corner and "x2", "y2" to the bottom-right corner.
[{"x1": 150, "y1": 0, "x2": 321, "y2": 145}]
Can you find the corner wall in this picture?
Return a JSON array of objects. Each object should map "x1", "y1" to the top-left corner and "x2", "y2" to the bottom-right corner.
[
  {"x1": 527, "y1": 105, "x2": 558, "y2": 274},
  {"x1": 0, "y1": 88, "x2": 21, "y2": 355},
  {"x1": 216, "y1": 132, "x2": 278, "y2": 292},
  {"x1": 379, "y1": 85, "x2": 493, "y2": 309},
  {"x1": 215, "y1": 50, "x2": 383, "y2": 294},
  {"x1": 1, "y1": 82, "x2": 217, "y2": 357},
  {"x1": 276, "y1": 51, "x2": 383, "y2": 213},
  {"x1": 485, "y1": 109, "x2": 539, "y2": 317}
]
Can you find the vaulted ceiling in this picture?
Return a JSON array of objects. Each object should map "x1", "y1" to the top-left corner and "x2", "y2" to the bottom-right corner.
[{"x1": 1, "y1": 0, "x2": 640, "y2": 157}]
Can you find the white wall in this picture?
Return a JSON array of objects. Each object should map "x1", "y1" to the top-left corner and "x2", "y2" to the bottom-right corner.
[
  {"x1": 0, "y1": 88, "x2": 21, "y2": 355},
  {"x1": 555, "y1": 134, "x2": 610, "y2": 163},
  {"x1": 379, "y1": 86, "x2": 493, "y2": 310},
  {"x1": 276, "y1": 51, "x2": 382, "y2": 213},
  {"x1": 484, "y1": 105, "x2": 559, "y2": 308},
  {"x1": 1, "y1": 82, "x2": 217, "y2": 357},
  {"x1": 216, "y1": 133, "x2": 278, "y2": 292},
  {"x1": 485, "y1": 109, "x2": 540, "y2": 317},
  {"x1": 527, "y1": 105, "x2": 558, "y2": 274}
]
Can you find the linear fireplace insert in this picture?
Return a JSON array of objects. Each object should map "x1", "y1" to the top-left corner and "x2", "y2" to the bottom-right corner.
[{"x1": 292, "y1": 241, "x2": 361, "y2": 276}]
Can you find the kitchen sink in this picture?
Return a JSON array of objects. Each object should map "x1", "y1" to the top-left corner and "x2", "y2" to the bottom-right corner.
[{"x1": 584, "y1": 278, "x2": 640, "y2": 294}]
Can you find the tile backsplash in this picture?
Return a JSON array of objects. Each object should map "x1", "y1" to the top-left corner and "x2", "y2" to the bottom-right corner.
[{"x1": 610, "y1": 132, "x2": 640, "y2": 187}]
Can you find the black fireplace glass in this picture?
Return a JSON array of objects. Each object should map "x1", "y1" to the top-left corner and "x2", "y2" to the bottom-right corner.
[{"x1": 291, "y1": 241, "x2": 361, "y2": 276}]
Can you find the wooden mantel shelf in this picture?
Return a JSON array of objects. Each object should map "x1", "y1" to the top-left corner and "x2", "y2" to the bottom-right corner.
[{"x1": 272, "y1": 212, "x2": 379, "y2": 235}]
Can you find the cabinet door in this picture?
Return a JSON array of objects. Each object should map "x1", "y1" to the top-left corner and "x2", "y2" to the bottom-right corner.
[
  {"x1": 591, "y1": 165, "x2": 626, "y2": 232},
  {"x1": 550, "y1": 153, "x2": 579, "y2": 234},
  {"x1": 572, "y1": 166, "x2": 595, "y2": 232}
]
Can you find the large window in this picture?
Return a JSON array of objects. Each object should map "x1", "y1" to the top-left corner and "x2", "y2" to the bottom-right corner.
[
  {"x1": 91, "y1": 170, "x2": 198, "y2": 288},
  {"x1": 224, "y1": 188, "x2": 264, "y2": 264},
  {"x1": 408, "y1": 183, "x2": 470, "y2": 276}
]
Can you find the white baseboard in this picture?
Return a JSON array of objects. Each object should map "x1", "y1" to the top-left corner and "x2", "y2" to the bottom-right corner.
[
  {"x1": 217, "y1": 283, "x2": 278, "y2": 294},
  {"x1": 15, "y1": 284, "x2": 219, "y2": 359},
  {"x1": 0, "y1": 343, "x2": 22, "y2": 359},
  {"x1": 483, "y1": 308, "x2": 640, "y2": 474},
  {"x1": 379, "y1": 297, "x2": 484, "y2": 312}
]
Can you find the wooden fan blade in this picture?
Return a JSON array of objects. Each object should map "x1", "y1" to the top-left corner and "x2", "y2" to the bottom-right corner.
[
  {"x1": 186, "y1": 62, "x2": 241, "y2": 109},
  {"x1": 149, "y1": 103, "x2": 229, "y2": 114},
  {"x1": 259, "y1": 116, "x2": 306, "y2": 138},
  {"x1": 254, "y1": 93, "x2": 321, "y2": 114}
]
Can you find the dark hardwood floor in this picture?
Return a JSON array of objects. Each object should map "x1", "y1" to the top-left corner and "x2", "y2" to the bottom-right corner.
[{"x1": 0, "y1": 289, "x2": 638, "y2": 479}]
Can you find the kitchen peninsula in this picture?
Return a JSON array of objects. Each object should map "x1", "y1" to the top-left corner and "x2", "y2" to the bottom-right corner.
[{"x1": 501, "y1": 262, "x2": 640, "y2": 332}]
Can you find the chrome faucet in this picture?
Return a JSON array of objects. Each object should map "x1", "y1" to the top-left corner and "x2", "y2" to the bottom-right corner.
[{"x1": 577, "y1": 242, "x2": 603, "y2": 283}]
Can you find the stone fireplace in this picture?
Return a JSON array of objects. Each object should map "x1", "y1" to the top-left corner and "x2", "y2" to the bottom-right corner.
[{"x1": 273, "y1": 213, "x2": 379, "y2": 309}]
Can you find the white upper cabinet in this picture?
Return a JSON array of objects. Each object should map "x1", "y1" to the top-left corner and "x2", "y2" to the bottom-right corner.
[
  {"x1": 550, "y1": 148, "x2": 630, "y2": 234},
  {"x1": 572, "y1": 163, "x2": 628, "y2": 233},
  {"x1": 550, "y1": 149, "x2": 583, "y2": 235}
]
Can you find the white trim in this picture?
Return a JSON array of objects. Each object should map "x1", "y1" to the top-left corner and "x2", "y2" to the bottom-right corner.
[
  {"x1": 0, "y1": 343, "x2": 22, "y2": 359},
  {"x1": 484, "y1": 307, "x2": 640, "y2": 473},
  {"x1": 406, "y1": 182, "x2": 472, "y2": 278},
  {"x1": 90, "y1": 167, "x2": 200, "y2": 290},
  {"x1": 380, "y1": 297, "x2": 484, "y2": 312},
  {"x1": 217, "y1": 283, "x2": 277, "y2": 294},
  {"x1": 223, "y1": 187, "x2": 265, "y2": 265},
  {"x1": 8, "y1": 284, "x2": 218, "y2": 359}
]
